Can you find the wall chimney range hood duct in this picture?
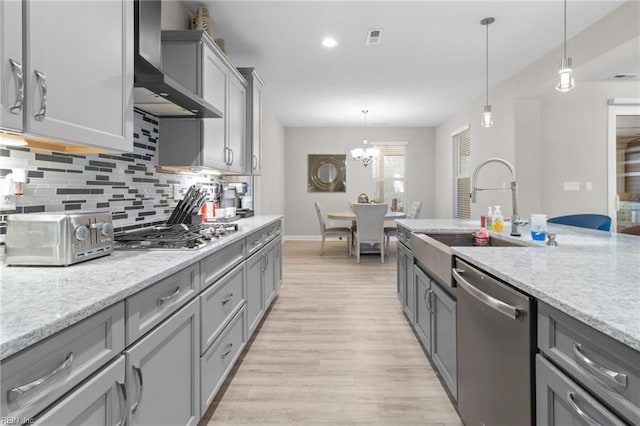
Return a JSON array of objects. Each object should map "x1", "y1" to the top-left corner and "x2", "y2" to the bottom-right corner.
[{"x1": 134, "y1": 0, "x2": 222, "y2": 119}]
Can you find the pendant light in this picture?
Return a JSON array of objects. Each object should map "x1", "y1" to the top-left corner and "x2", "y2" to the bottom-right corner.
[
  {"x1": 556, "y1": 0, "x2": 575, "y2": 92},
  {"x1": 350, "y1": 110, "x2": 378, "y2": 167},
  {"x1": 480, "y1": 17, "x2": 495, "y2": 128}
]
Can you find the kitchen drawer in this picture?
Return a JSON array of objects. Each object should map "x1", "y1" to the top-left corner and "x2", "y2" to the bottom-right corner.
[
  {"x1": 1, "y1": 302, "x2": 125, "y2": 421},
  {"x1": 245, "y1": 229, "x2": 264, "y2": 257},
  {"x1": 200, "y1": 306, "x2": 246, "y2": 416},
  {"x1": 536, "y1": 355, "x2": 626, "y2": 426},
  {"x1": 33, "y1": 356, "x2": 126, "y2": 426},
  {"x1": 200, "y1": 239, "x2": 244, "y2": 291},
  {"x1": 263, "y1": 221, "x2": 281, "y2": 244},
  {"x1": 126, "y1": 263, "x2": 199, "y2": 345},
  {"x1": 538, "y1": 302, "x2": 640, "y2": 424},
  {"x1": 200, "y1": 262, "x2": 246, "y2": 354}
]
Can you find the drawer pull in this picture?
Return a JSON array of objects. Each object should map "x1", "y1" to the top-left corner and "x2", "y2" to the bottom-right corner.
[
  {"x1": 7, "y1": 352, "x2": 74, "y2": 404},
  {"x1": 221, "y1": 343, "x2": 233, "y2": 358},
  {"x1": 116, "y1": 380, "x2": 127, "y2": 426},
  {"x1": 573, "y1": 343, "x2": 628, "y2": 388},
  {"x1": 157, "y1": 287, "x2": 181, "y2": 307},
  {"x1": 8, "y1": 59, "x2": 24, "y2": 114},
  {"x1": 131, "y1": 365, "x2": 143, "y2": 414},
  {"x1": 34, "y1": 69, "x2": 47, "y2": 121},
  {"x1": 566, "y1": 391, "x2": 600, "y2": 426},
  {"x1": 453, "y1": 268, "x2": 520, "y2": 320},
  {"x1": 221, "y1": 293, "x2": 234, "y2": 305}
]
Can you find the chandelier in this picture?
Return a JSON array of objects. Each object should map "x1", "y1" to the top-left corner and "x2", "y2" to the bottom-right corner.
[{"x1": 350, "y1": 110, "x2": 378, "y2": 167}]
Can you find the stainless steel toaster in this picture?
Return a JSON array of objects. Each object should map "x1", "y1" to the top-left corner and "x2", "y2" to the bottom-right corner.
[{"x1": 5, "y1": 211, "x2": 113, "y2": 266}]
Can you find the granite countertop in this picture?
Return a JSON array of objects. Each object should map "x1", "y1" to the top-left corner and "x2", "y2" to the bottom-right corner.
[
  {"x1": 396, "y1": 219, "x2": 640, "y2": 352},
  {"x1": 0, "y1": 216, "x2": 282, "y2": 361}
]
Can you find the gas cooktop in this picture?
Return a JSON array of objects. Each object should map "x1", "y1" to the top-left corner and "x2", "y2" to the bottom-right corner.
[{"x1": 114, "y1": 223, "x2": 239, "y2": 250}]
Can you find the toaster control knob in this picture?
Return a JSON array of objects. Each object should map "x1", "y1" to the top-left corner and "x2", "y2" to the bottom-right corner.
[
  {"x1": 74, "y1": 225, "x2": 89, "y2": 241},
  {"x1": 100, "y1": 223, "x2": 112, "y2": 237}
]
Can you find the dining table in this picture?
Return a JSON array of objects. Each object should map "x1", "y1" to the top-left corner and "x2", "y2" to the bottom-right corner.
[{"x1": 327, "y1": 211, "x2": 407, "y2": 221}]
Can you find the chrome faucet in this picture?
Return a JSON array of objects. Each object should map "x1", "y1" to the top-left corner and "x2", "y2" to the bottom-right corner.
[{"x1": 471, "y1": 158, "x2": 523, "y2": 236}]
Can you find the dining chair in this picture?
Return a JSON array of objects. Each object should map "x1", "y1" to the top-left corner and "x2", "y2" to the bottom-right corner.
[
  {"x1": 314, "y1": 202, "x2": 352, "y2": 255},
  {"x1": 384, "y1": 201, "x2": 423, "y2": 253},
  {"x1": 353, "y1": 203, "x2": 388, "y2": 263},
  {"x1": 547, "y1": 214, "x2": 611, "y2": 232}
]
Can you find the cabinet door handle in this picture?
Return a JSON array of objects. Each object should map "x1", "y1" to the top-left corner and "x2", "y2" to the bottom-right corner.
[
  {"x1": 252, "y1": 154, "x2": 258, "y2": 170},
  {"x1": 221, "y1": 293, "x2": 234, "y2": 305},
  {"x1": 131, "y1": 365, "x2": 143, "y2": 414},
  {"x1": 424, "y1": 287, "x2": 432, "y2": 312},
  {"x1": 8, "y1": 59, "x2": 24, "y2": 114},
  {"x1": 157, "y1": 286, "x2": 181, "y2": 306},
  {"x1": 116, "y1": 380, "x2": 127, "y2": 426},
  {"x1": 221, "y1": 343, "x2": 233, "y2": 358},
  {"x1": 453, "y1": 268, "x2": 520, "y2": 320},
  {"x1": 229, "y1": 148, "x2": 234, "y2": 166},
  {"x1": 566, "y1": 391, "x2": 600, "y2": 426},
  {"x1": 33, "y1": 69, "x2": 47, "y2": 121},
  {"x1": 573, "y1": 343, "x2": 628, "y2": 388},
  {"x1": 7, "y1": 352, "x2": 74, "y2": 404}
]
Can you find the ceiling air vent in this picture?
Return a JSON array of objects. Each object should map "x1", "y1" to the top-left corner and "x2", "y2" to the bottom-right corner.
[{"x1": 366, "y1": 29, "x2": 383, "y2": 45}]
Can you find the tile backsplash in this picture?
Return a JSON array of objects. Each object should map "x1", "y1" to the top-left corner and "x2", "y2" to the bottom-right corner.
[{"x1": 0, "y1": 110, "x2": 217, "y2": 239}]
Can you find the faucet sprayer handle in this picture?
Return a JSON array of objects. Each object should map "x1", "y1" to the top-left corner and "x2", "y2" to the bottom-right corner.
[{"x1": 546, "y1": 233, "x2": 558, "y2": 246}]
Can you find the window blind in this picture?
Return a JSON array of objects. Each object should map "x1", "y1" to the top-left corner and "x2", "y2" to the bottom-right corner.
[{"x1": 453, "y1": 127, "x2": 471, "y2": 219}]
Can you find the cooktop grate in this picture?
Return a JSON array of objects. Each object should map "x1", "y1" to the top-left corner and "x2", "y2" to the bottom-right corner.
[{"x1": 114, "y1": 223, "x2": 239, "y2": 249}]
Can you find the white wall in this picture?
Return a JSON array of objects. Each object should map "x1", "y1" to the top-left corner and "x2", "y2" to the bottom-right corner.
[
  {"x1": 256, "y1": 103, "x2": 286, "y2": 218},
  {"x1": 284, "y1": 127, "x2": 435, "y2": 238},
  {"x1": 161, "y1": 0, "x2": 190, "y2": 30},
  {"x1": 434, "y1": 1, "x2": 640, "y2": 220}
]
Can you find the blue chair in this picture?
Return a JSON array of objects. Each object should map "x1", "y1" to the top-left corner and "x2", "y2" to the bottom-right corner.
[{"x1": 547, "y1": 214, "x2": 611, "y2": 231}]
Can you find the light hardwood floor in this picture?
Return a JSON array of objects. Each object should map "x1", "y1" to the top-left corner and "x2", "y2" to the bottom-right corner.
[{"x1": 200, "y1": 241, "x2": 462, "y2": 426}]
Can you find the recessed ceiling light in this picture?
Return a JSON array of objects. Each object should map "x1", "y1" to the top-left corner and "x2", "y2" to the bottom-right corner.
[{"x1": 322, "y1": 37, "x2": 338, "y2": 48}]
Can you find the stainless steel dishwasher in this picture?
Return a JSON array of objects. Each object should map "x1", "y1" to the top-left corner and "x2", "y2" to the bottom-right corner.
[{"x1": 453, "y1": 258, "x2": 535, "y2": 426}]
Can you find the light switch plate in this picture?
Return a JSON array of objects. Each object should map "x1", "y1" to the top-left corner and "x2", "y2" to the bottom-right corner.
[{"x1": 563, "y1": 181, "x2": 580, "y2": 191}]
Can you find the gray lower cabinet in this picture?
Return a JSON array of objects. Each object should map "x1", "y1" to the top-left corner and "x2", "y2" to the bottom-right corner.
[
  {"x1": 430, "y1": 282, "x2": 457, "y2": 400},
  {"x1": 536, "y1": 355, "x2": 626, "y2": 425},
  {"x1": 34, "y1": 356, "x2": 126, "y2": 426},
  {"x1": 262, "y1": 241, "x2": 276, "y2": 308},
  {"x1": 274, "y1": 237, "x2": 282, "y2": 289},
  {"x1": 125, "y1": 298, "x2": 200, "y2": 426},
  {"x1": 538, "y1": 301, "x2": 640, "y2": 424},
  {"x1": 402, "y1": 247, "x2": 415, "y2": 323},
  {"x1": 1, "y1": 302, "x2": 125, "y2": 422},
  {"x1": 412, "y1": 265, "x2": 457, "y2": 399},
  {"x1": 246, "y1": 254, "x2": 265, "y2": 335},
  {"x1": 397, "y1": 242, "x2": 408, "y2": 308},
  {"x1": 413, "y1": 265, "x2": 432, "y2": 356},
  {"x1": 200, "y1": 306, "x2": 247, "y2": 416}
]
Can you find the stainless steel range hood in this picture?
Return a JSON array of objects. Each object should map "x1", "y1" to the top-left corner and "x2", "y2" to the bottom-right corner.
[{"x1": 134, "y1": 0, "x2": 222, "y2": 118}]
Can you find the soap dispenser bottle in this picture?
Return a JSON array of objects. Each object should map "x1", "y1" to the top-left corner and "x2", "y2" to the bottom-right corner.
[
  {"x1": 492, "y1": 205, "x2": 504, "y2": 232},
  {"x1": 486, "y1": 206, "x2": 493, "y2": 230}
]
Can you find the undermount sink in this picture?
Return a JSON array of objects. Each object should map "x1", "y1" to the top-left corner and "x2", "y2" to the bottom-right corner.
[
  {"x1": 425, "y1": 232, "x2": 527, "y2": 248},
  {"x1": 411, "y1": 232, "x2": 527, "y2": 288}
]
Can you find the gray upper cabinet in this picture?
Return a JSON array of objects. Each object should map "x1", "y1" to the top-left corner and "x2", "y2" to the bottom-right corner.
[
  {"x1": 238, "y1": 68, "x2": 264, "y2": 175},
  {"x1": 33, "y1": 357, "x2": 127, "y2": 426},
  {"x1": 21, "y1": 0, "x2": 133, "y2": 151},
  {"x1": 125, "y1": 298, "x2": 200, "y2": 426},
  {"x1": 0, "y1": 0, "x2": 23, "y2": 133},
  {"x1": 160, "y1": 31, "x2": 247, "y2": 173}
]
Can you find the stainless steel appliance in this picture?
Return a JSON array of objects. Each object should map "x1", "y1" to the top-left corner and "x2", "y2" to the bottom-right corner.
[
  {"x1": 133, "y1": 0, "x2": 221, "y2": 118},
  {"x1": 5, "y1": 211, "x2": 113, "y2": 266},
  {"x1": 114, "y1": 223, "x2": 238, "y2": 250},
  {"x1": 453, "y1": 258, "x2": 535, "y2": 425}
]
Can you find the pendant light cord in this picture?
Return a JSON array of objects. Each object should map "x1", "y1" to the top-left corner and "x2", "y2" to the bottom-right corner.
[
  {"x1": 563, "y1": 0, "x2": 567, "y2": 58},
  {"x1": 362, "y1": 110, "x2": 368, "y2": 148},
  {"x1": 485, "y1": 22, "x2": 489, "y2": 105}
]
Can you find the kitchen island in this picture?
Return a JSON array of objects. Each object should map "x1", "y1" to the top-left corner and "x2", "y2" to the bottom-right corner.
[
  {"x1": 395, "y1": 218, "x2": 640, "y2": 351},
  {"x1": 396, "y1": 218, "x2": 640, "y2": 425}
]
